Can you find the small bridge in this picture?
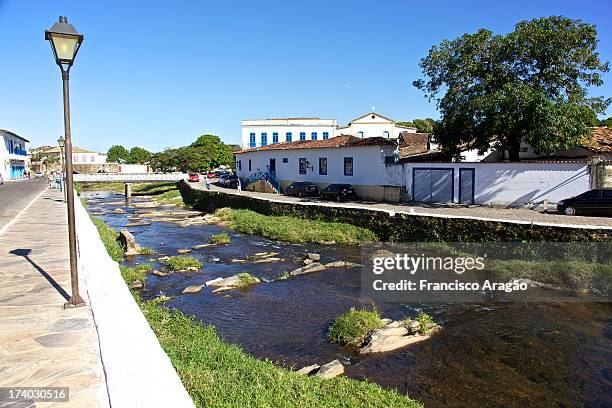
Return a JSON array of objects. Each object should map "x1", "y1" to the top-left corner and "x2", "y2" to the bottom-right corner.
[{"x1": 73, "y1": 173, "x2": 188, "y2": 183}]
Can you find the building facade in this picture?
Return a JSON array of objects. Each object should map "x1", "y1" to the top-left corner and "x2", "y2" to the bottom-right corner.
[
  {"x1": 241, "y1": 112, "x2": 416, "y2": 149},
  {"x1": 30, "y1": 145, "x2": 107, "y2": 174},
  {"x1": 1, "y1": 129, "x2": 29, "y2": 180},
  {"x1": 235, "y1": 135, "x2": 401, "y2": 201}
]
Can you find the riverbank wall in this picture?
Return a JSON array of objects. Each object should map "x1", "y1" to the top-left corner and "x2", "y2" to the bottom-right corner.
[
  {"x1": 178, "y1": 181, "x2": 609, "y2": 242},
  {"x1": 74, "y1": 195, "x2": 195, "y2": 407}
]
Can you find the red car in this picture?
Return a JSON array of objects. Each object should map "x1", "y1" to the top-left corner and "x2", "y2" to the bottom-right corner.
[{"x1": 188, "y1": 174, "x2": 200, "y2": 182}]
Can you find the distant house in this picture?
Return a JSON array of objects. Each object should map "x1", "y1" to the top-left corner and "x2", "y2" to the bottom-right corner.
[
  {"x1": 240, "y1": 112, "x2": 417, "y2": 149},
  {"x1": 1, "y1": 129, "x2": 29, "y2": 180},
  {"x1": 235, "y1": 135, "x2": 401, "y2": 201},
  {"x1": 29, "y1": 145, "x2": 107, "y2": 174}
]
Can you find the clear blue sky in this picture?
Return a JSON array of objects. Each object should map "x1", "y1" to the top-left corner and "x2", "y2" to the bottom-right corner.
[{"x1": 1, "y1": 0, "x2": 611, "y2": 153}]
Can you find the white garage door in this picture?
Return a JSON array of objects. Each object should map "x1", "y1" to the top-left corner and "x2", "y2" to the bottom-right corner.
[{"x1": 413, "y1": 169, "x2": 453, "y2": 203}]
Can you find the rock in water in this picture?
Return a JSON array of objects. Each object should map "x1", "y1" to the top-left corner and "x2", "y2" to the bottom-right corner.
[
  {"x1": 177, "y1": 248, "x2": 191, "y2": 254},
  {"x1": 112, "y1": 208, "x2": 126, "y2": 214},
  {"x1": 315, "y1": 360, "x2": 344, "y2": 379},
  {"x1": 289, "y1": 262, "x2": 326, "y2": 276},
  {"x1": 181, "y1": 285, "x2": 204, "y2": 294},
  {"x1": 296, "y1": 364, "x2": 320, "y2": 375},
  {"x1": 117, "y1": 229, "x2": 141, "y2": 255},
  {"x1": 306, "y1": 253, "x2": 321, "y2": 261}
]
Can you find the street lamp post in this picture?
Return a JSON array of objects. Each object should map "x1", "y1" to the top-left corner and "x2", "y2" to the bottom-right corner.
[
  {"x1": 57, "y1": 136, "x2": 66, "y2": 203},
  {"x1": 46, "y1": 16, "x2": 85, "y2": 308}
]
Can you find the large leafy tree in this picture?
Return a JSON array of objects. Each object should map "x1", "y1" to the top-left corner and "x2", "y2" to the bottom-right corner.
[
  {"x1": 127, "y1": 146, "x2": 152, "y2": 164},
  {"x1": 414, "y1": 16, "x2": 610, "y2": 161},
  {"x1": 398, "y1": 118, "x2": 436, "y2": 133},
  {"x1": 106, "y1": 145, "x2": 129, "y2": 163},
  {"x1": 149, "y1": 134, "x2": 235, "y2": 173}
]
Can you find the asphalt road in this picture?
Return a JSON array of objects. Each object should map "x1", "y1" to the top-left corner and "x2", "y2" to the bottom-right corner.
[{"x1": 0, "y1": 178, "x2": 49, "y2": 233}]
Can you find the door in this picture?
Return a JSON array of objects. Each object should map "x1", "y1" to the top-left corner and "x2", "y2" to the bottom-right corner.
[
  {"x1": 459, "y1": 168, "x2": 475, "y2": 205},
  {"x1": 269, "y1": 158, "x2": 276, "y2": 178},
  {"x1": 413, "y1": 168, "x2": 453, "y2": 203}
]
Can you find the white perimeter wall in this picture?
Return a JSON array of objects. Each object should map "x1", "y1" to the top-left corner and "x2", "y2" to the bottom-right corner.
[
  {"x1": 404, "y1": 162, "x2": 590, "y2": 206},
  {"x1": 236, "y1": 145, "x2": 397, "y2": 187}
]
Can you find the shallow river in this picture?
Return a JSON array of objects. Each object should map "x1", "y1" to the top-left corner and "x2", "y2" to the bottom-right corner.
[{"x1": 85, "y1": 191, "x2": 611, "y2": 408}]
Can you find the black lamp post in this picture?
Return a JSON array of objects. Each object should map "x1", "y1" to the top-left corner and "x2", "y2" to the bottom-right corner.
[
  {"x1": 57, "y1": 136, "x2": 66, "y2": 203},
  {"x1": 46, "y1": 16, "x2": 85, "y2": 308}
]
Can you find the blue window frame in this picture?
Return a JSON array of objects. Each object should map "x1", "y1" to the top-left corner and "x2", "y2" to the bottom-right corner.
[
  {"x1": 261, "y1": 132, "x2": 268, "y2": 146},
  {"x1": 249, "y1": 159, "x2": 252, "y2": 171},
  {"x1": 286, "y1": 132, "x2": 292, "y2": 142},
  {"x1": 299, "y1": 158, "x2": 307, "y2": 174},
  {"x1": 282, "y1": 158, "x2": 288, "y2": 164},
  {"x1": 237, "y1": 160, "x2": 241, "y2": 171},
  {"x1": 299, "y1": 132, "x2": 306, "y2": 141},
  {"x1": 249, "y1": 133, "x2": 256, "y2": 148},
  {"x1": 311, "y1": 132, "x2": 317, "y2": 140},
  {"x1": 344, "y1": 157, "x2": 353, "y2": 176},
  {"x1": 272, "y1": 132, "x2": 279, "y2": 144},
  {"x1": 323, "y1": 132, "x2": 329, "y2": 140}
]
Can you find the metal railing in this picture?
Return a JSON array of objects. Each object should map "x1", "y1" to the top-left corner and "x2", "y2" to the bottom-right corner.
[
  {"x1": 242, "y1": 171, "x2": 280, "y2": 193},
  {"x1": 73, "y1": 173, "x2": 188, "y2": 182}
]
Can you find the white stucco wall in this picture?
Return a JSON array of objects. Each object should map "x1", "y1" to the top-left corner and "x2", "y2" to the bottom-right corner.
[
  {"x1": 72, "y1": 152, "x2": 107, "y2": 164},
  {"x1": 404, "y1": 162, "x2": 590, "y2": 206},
  {"x1": 241, "y1": 119, "x2": 338, "y2": 148},
  {"x1": 236, "y1": 145, "x2": 398, "y2": 187},
  {"x1": 74, "y1": 196, "x2": 195, "y2": 408}
]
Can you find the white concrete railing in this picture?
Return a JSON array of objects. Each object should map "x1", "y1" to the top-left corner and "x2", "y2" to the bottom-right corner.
[
  {"x1": 73, "y1": 173, "x2": 188, "y2": 182},
  {"x1": 74, "y1": 196, "x2": 195, "y2": 407}
]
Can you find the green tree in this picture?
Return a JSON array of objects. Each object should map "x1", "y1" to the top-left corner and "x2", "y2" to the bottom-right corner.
[
  {"x1": 599, "y1": 116, "x2": 612, "y2": 127},
  {"x1": 106, "y1": 145, "x2": 129, "y2": 163},
  {"x1": 414, "y1": 16, "x2": 610, "y2": 161},
  {"x1": 190, "y1": 134, "x2": 234, "y2": 169},
  {"x1": 127, "y1": 147, "x2": 152, "y2": 164}
]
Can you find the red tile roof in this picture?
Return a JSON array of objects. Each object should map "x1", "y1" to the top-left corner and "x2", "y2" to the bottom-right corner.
[
  {"x1": 235, "y1": 135, "x2": 395, "y2": 154},
  {"x1": 398, "y1": 132, "x2": 432, "y2": 158},
  {"x1": 584, "y1": 127, "x2": 612, "y2": 154}
]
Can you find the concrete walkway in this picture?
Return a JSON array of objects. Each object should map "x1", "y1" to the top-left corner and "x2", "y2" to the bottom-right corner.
[
  {"x1": 195, "y1": 182, "x2": 612, "y2": 230},
  {"x1": 0, "y1": 188, "x2": 109, "y2": 407}
]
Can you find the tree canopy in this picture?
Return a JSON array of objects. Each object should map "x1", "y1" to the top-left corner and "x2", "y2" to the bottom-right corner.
[
  {"x1": 127, "y1": 146, "x2": 152, "y2": 164},
  {"x1": 106, "y1": 145, "x2": 129, "y2": 163},
  {"x1": 413, "y1": 16, "x2": 610, "y2": 160},
  {"x1": 398, "y1": 118, "x2": 436, "y2": 133},
  {"x1": 150, "y1": 134, "x2": 234, "y2": 173}
]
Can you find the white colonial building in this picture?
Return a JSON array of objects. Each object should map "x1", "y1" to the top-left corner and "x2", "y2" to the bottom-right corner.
[
  {"x1": 1, "y1": 129, "x2": 29, "y2": 180},
  {"x1": 241, "y1": 112, "x2": 416, "y2": 149},
  {"x1": 235, "y1": 135, "x2": 402, "y2": 201}
]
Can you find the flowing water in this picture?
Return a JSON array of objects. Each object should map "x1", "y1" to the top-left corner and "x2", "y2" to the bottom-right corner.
[{"x1": 84, "y1": 191, "x2": 611, "y2": 408}]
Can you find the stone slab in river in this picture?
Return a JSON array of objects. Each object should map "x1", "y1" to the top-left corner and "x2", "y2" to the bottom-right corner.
[
  {"x1": 315, "y1": 360, "x2": 344, "y2": 379},
  {"x1": 289, "y1": 262, "x2": 326, "y2": 276}
]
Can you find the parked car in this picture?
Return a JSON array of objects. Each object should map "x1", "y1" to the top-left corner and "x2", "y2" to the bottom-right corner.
[
  {"x1": 218, "y1": 173, "x2": 238, "y2": 188},
  {"x1": 557, "y1": 188, "x2": 612, "y2": 216},
  {"x1": 0, "y1": 174, "x2": 3, "y2": 185},
  {"x1": 35, "y1": 172, "x2": 44, "y2": 178},
  {"x1": 188, "y1": 173, "x2": 200, "y2": 182},
  {"x1": 285, "y1": 181, "x2": 318, "y2": 197},
  {"x1": 319, "y1": 184, "x2": 356, "y2": 202}
]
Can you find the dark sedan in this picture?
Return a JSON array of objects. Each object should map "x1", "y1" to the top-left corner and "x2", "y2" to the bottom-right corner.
[
  {"x1": 319, "y1": 184, "x2": 356, "y2": 202},
  {"x1": 557, "y1": 188, "x2": 612, "y2": 216},
  {"x1": 285, "y1": 181, "x2": 318, "y2": 197}
]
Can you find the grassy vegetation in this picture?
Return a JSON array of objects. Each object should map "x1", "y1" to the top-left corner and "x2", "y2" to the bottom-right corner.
[
  {"x1": 236, "y1": 272, "x2": 259, "y2": 287},
  {"x1": 90, "y1": 215, "x2": 124, "y2": 262},
  {"x1": 214, "y1": 208, "x2": 378, "y2": 244},
  {"x1": 78, "y1": 182, "x2": 183, "y2": 205},
  {"x1": 154, "y1": 189, "x2": 184, "y2": 205},
  {"x1": 162, "y1": 256, "x2": 203, "y2": 271},
  {"x1": 328, "y1": 308, "x2": 385, "y2": 345},
  {"x1": 486, "y1": 258, "x2": 612, "y2": 297},
  {"x1": 416, "y1": 312, "x2": 435, "y2": 335},
  {"x1": 139, "y1": 247, "x2": 155, "y2": 255},
  {"x1": 88, "y1": 209, "x2": 422, "y2": 407},
  {"x1": 210, "y1": 233, "x2": 230, "y2": 245},
  {"x1": 120, "y1": 264, "x2": 147, "y2": 285}
]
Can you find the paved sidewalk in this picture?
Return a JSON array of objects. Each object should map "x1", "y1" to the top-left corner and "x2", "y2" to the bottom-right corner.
[
  {"x1": 195, "y1": 182, "x2": 612, "y2": 229},
  {"x1": 0, "y1": 178, "x2": 48, "y2": 233},
  {"x1": 0, "y1": 189, "x2": 109, "y2": 407}
]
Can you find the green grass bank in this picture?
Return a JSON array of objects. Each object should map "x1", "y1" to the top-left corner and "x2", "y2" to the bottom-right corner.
[{"x1": 87, "y1": 207, "x2": 421, "y2": 407}]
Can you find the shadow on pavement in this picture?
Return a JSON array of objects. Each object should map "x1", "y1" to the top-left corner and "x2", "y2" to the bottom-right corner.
[{"x1": 9, "y1": 248, "x2": 70, "y2": 301}]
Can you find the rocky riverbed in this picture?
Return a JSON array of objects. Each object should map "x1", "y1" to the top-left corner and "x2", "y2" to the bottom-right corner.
[{"x1": 83, "y1": 190, "x2": 612, "y2": 408}]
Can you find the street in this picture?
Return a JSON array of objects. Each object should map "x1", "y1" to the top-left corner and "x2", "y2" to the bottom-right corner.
[{"x1": 0, "y1": 178, "x2": 48, "y2": 233}]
